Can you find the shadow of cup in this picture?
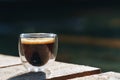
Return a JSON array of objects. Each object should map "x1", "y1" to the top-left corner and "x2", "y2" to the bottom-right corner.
[{"x1": 8, "y1": 72, "x2": 46, "y2": 80}]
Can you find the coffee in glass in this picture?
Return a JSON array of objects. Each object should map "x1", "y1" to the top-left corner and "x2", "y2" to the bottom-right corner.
[{"x1": 19, "y1": 33, "x2": 58, "y2": 75}]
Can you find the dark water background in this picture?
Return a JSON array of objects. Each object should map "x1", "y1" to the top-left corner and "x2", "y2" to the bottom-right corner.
[{"x1": 0, "y1": 1, "x2": 120, "y2": 72}]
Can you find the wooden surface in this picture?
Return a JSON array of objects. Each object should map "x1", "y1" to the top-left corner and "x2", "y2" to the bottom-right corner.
[
  {"x1": 0, "y1": 54, "x2": 100, "y2": 80},
  {"x1": 69, "y1": 72, "x2": 120, "y2": 80},
  {"x1": 0, "y1": 54, "x2": 21, "y2": 68}
]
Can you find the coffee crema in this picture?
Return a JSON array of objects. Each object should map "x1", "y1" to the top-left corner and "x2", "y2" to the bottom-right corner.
[
  {"x1": 21, "y1": 38, "x2": 55, "y2": 44},
  {"x1": 21, "y1": 38, "x2": 55, "y2": 66}
]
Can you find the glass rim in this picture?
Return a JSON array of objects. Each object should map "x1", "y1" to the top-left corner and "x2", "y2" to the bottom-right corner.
[{"x1": 20, "y1": 33, "x2": 57, "y2": 38}]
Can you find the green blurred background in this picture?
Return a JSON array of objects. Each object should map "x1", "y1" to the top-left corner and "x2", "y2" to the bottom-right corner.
[{"x1": 0, "y1": 0, "x2": 120, "y2": 72}]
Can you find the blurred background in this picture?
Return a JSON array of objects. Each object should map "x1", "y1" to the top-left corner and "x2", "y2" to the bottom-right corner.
[{"x1": 0, "y1": 0, "x2": 120, "y2": 72}]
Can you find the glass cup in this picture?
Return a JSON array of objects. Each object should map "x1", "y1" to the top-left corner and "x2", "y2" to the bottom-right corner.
[{"x1": 18, "y1": 33, "x2": 58, "y2": 76}]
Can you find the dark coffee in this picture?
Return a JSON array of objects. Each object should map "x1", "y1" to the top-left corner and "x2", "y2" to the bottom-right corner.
[{"x1": 21, "y1": 38, "x2": 55, "y2": 66}]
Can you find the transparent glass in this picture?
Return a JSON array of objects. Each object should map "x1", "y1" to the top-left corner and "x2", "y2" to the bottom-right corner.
[{"x1": 18, "y1": 33, "x2": 58, "y2": 75}]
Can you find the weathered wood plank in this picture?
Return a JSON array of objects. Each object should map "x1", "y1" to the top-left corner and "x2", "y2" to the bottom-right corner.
[
  {"x1": 47, "y1": 62, "x2": 100, "y2": 80},
  {"x1": 0, "y1": 62, "x2": 100, "y2": 80},
  {"x1": 0, "y1": 54, "x2": 21, "y2": 68},
  {"x1": 0, "y1": 54, "x2": 100, "y2": 80},
  {"x1": 69, "y1": 72, "x2": 120, "y2": 80}
]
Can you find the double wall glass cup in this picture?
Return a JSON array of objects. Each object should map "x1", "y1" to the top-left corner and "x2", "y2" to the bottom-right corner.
[{"x1": 18, "y1": 33, "x2": 58, "y2": 75}]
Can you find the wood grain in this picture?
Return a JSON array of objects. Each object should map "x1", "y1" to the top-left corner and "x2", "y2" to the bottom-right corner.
[{"x1": 69, "y1": 72, "x2": 120, "y2": 80}]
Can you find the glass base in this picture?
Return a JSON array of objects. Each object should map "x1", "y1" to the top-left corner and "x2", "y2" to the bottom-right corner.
[
  {"x1": 27, "y1": 67, "x2": 51, "y2": 78},
  {"x1": 22, "y1": 59, "x2": 55, "y2": 78}
]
